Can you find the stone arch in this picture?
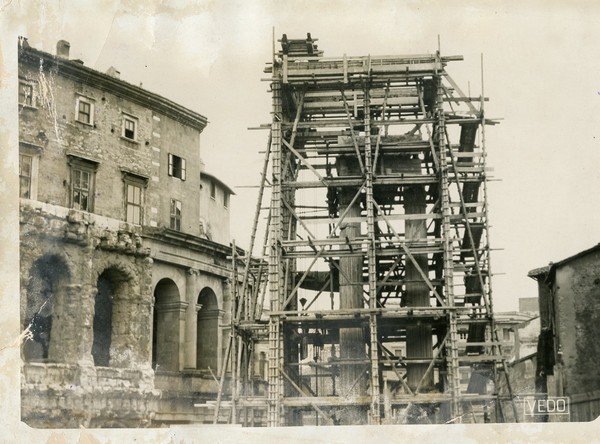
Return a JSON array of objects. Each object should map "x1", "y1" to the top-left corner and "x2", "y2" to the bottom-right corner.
[
  {"x1": 22, "y1": 254, "x2": 71, "y2": 362},
  {"x1": 93, "y1": 265, "x2": 133, "y2": 367},
  {"x1": 152, "y1": 278, "x2": 182, "y2": 371},
  {"x1": 196, "y1": 287, "x2": 219, "y2": 370}
]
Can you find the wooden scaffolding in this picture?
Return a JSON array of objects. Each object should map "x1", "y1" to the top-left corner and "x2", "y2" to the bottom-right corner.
[{"x1": 212, "y1": 34, "x2": 517, "y2": 426}]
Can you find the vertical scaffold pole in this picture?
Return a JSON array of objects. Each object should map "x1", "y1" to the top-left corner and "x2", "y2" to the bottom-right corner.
[
  {"x1": 267, "y1": 57, "x2": 284, "y2": 427},
  {"x1": 436, "y1": 55, "x2": 461, "y2": 420},
  {"x1": 363, "y1": 84, "x2": 381, "y2": 423}
]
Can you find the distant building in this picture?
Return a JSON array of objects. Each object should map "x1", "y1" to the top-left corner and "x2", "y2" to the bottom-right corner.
[
  {"x1": 529, "y1": 243, "x2": 600, "y2": 422},
  {"x1": 519, "y1": 297, "x2": 539, "y2": 314},
  {"x1": 18, "y1": 37, "x2": 241, "y2": 427}
]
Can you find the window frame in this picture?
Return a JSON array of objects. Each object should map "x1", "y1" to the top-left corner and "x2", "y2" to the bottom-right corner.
[
  {"x1": 19, "y1": 153, "x2": 33, "y2": 198},
  {"x1": 167, "y1": 153, "x2": 187, "y2": 181},
  {"x1": 169, "y1": 198, "x2": 182, "y2": 231},
  {"x1": 68, "y1": 156, "x2": 98, "y2": 212},
  {"x1": 75, "y1": 95, "x2": 94, "y2": 125},
  {"x1": 123, "y1": 173, "x2": 147, "y2": 225},
  {"x1": 18, "y1": 80, "x2": 35, "y2": 107},
  {"x1": 122, "y1": 114, "x2": 138, "y2": 141}
]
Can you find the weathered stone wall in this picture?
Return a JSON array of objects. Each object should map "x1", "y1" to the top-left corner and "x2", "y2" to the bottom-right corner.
[
  {"x1": 20, "y1": 201, "x2": 239, "y2": 427},
  {"x1": 19, "y1": 53, "x2": 205, "y2": 236},
  {"x1": 18, "y1": 44, "x2": 241, "y2": 428},
  {"x1": 22, "y1": 362, "x2": 158, "y2": 428},
  {"x1": 20, "y1": 202, "x2": 157, "y2": 427},
  {"x1": 554, "y1": 250, "x2": 600, "y2": 398}
]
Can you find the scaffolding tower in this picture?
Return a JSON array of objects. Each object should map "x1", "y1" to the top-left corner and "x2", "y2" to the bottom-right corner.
[{"x1": 214, "y1": 34, "x2": 517, "y2": 426}]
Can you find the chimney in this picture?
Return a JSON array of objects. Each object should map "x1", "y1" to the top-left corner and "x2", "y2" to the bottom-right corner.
[
  {"x1": 56, "y1": 40, "x2": 70, "y2": 58},
  {"x1": 106, "y1": 66, "x2": 121, "y2": 79},
  {"x1": 18, "y1": 36, "x2": 30, "y2": 49}
]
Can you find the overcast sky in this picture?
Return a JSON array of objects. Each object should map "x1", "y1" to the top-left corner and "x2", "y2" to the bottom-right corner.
[{"x1": 3, "y1": 0, "x2": 600, "y2": 312}]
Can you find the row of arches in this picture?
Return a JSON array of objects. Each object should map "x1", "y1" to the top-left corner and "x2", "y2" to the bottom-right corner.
[
  {"x1": 22, "y1": 254, "x2": 220, "y2": 372},
  {"x1": 152, "y1": 279, "x2": 219, "y2": 371}
]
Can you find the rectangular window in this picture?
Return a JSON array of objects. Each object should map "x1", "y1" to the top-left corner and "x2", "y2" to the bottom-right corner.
[
  {"x1": 122, "y1": 115, "x2": 137, "y2": 140},
  {"x1": 19, "y1": 154, "x2": 32, "y2": 198},
  {"x1": 72, "y1": 169, "x2": 92, "y2": 211},
  {"x1": 223, "y1": 191, "x2": 229, "y2": 208},
  {"x1": 167, "y1": 153, "x2": 186, "y2": 180},
  {"x1": 69, "y1": 157, "x2": 97, "y2": 212},
  {"x1": 76, "y1": 96, "x2": 94, "y2": 125},
  {"x1": 170, "y1": 199, "x2": 182, "y2": 231},
  {"x1": 503, "y1": 328, "x2": 511, "y2": 341},
  {"x1": 126, "y1": 183, "x2": 143, "y2": 225},
  {"x1": 210, "y1": 181, "x2": 216, "y2": 200},
  {"x1": 19, "y1": 81, "x2": 33, "y2": 106}
]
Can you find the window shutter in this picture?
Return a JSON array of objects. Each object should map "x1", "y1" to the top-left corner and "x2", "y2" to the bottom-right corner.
[
  {"x1": 181, "y1": 158, "x2": 186, "y2": 180},
  {"x1": 168, "y1": 153, "x2": 173, "y2": 176}
]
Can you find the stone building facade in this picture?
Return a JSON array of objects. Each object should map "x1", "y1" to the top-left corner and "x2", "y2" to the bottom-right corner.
[
  {"x1": 18, "y1": 37, "x2": 238, "y2": 427},
  {"x1": 528, "y1": 244, "x2": 600, "y2": 422}
]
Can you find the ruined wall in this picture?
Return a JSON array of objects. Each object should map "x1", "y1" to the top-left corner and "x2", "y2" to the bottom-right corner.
[
  {"x1": 20, "y1": 202, "x2": 157, "y2": 427},
  {"x1": 554, "y1": 250, "x2": 600, "y2": 398}
]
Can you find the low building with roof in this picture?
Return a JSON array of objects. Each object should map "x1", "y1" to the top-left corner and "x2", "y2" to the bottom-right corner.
[{"x1": 528, "y1": 243, "x2": 600, "y2": 422}]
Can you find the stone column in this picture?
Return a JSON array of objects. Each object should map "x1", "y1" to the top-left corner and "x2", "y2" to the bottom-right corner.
[
  {"x1": 338, "y1": 188, "x2": 367, "y2": 399},
  {"x1": 404, "y1": 185, "x2": 433, "y2": 391},
  {"x1": 184, "y1": 268, "x2": 200, "y2": 369},
  {"x1": 335, "y1": 156, "x2": 368, "y2": 425},
  {"x1": 51, "y1": 283, "x2": 95, "y2": 365},
  {"x1": 76, "y1": 283, "x2": 97, "y2": 366}
]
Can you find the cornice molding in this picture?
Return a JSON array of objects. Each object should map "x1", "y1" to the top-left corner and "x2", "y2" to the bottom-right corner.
[{"x1": 19, "y1": 47, "x2": 208, "y2": 133}]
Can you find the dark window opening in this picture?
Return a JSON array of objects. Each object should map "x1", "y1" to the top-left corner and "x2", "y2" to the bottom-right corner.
[
  {"x1": 196, "y1": 287, "x2": 219, "y2": 370},
  {"x1": 93, "y1": 272, "x2": 114, "y2": 367},
  {"x1": 152, "y1": 278, "x2": 181, "y2": 372},
  {"x1": 23, "y1": 255, "x2": 70, "y2": 362},
  {"x1": 210, "y1": 181, "x2": 216, "y2": 200},
  {"x1": 170, "y1": 198, "x2": 181, "y2": 231},
  {"x1": 224, "y1": 191, "x2": 229, "y2": 208},
  {"x1": 168, "y1": 153, "x2": 186, "y2": 180},
  {"x1": 123, "y1": 116, "x2": 136, "y2": 140}
]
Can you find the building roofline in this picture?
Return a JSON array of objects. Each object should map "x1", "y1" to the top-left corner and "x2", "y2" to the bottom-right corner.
[
  {"x1": 494, "y1": 311, "x2": 537, "y2": 324},
  {"x1": 201, "y1": 171, "x2": 235, "y2": 195},
  {"x1": 18, "y1": 44, "x2": 208, "y2": 132},
  {"x1": 142, "y1": 226, "x2": 240, "y2": 257},
  {"x1": 528, "y1": 243, "x2": 600, "y2": 281},
  {"x1": 527, "y1": 265, "x2": 551, "y2": 279}
]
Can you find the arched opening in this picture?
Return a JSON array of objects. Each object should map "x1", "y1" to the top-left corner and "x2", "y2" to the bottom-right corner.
[
  {"x1": 152, "y1": 278, "x2": 181, "y2": 372},
  {"x1": 22, "y1": 255, "x2": 70, "y2": 362},
  {"x1": 196, "y1": 287, "x2": 219, "y2": 370},
  {"x1": 93, "y1": 267, "x2": 129, "y2": 367}
]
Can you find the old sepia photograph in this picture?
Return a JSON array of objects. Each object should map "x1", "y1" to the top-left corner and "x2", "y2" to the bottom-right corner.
[{"x1": 1, "y1": 0, "x2": 599, "y2": 441}]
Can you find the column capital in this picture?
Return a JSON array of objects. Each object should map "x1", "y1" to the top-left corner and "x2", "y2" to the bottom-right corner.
[
  {"x1": 198, "y1": 308, "x2": 225, "y2": 319},
  {"x1": 187, "y1": 268, "x2": 200, "y2": 276},
  {"x1": 156, "y1": 300, "x2": 189, "y2": 313}
]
